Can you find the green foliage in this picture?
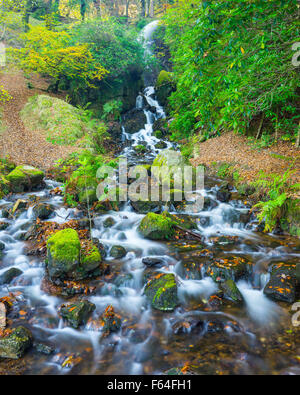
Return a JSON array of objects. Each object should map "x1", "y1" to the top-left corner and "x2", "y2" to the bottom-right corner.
[
  {"x1": 71, "y1": 18, "x2": 144, "y2": 82},
  {"x1": 11, "y1": 25, "x2": 107, "y2": 92},
  {"x1": 102, "y1": 99, "x2": 122, "y2": 121},
  {"x1": 253, "y1": 168, "x2": 300, "y2": 232},
  {"x1": 162, "y1": 0, "x2": 300, "y2": 141}
]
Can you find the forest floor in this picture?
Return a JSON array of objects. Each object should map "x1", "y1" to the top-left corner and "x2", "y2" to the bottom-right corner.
[
  {"x1": 0, "y1": 69, "x2": 78, "y2": 170},
  {"x1": 192, "y1": 132, "x2": 300, "y2": 195}
]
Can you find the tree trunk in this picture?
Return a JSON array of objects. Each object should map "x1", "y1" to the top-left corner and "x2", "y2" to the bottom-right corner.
[
  {"x1": 140, "y1": 0, "x2": 145, "y2": 17},
  {"x1": 150, "y1": 0, "x2": 154, "y2": 17},
  {"x1": 93, "y1": 0, "x2": 101, "y2": 17},
  {"x1": 125, "y1": 0, "x2": 130, "y2": 17},
  {"x1": 296, "y1": 122, "x2": 300, "y2": 148},
  {"x1": 80, "y1": 0, "x2": 87, "y2": 20},
  {"x1": 256, "y1": 113, "x2": 265, "y2": 140}
]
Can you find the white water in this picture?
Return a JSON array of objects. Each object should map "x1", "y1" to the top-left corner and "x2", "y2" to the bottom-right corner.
[{"x1": 0, "y1": 21, "x2": 298, "y2": 375}]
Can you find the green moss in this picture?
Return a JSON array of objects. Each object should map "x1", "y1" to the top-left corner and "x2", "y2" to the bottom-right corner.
[
  {"x1": 138, "y1": 212, "x2": 175, "y2": 240},
  {"x1": 144, "y1": 273, "x2": 178, "y2": 311},
  {"x1": 47, "y1": 229, "x2": 81, "y2": 264},
  {"x1": 156, "y1": 70, "x2": 174, "y2": 87},
  {"x1": 81, "y1": 245, "x2": 102, "y2": 271},
  {"x1": 6, "y1": 165, "x2": 44, "y2": 193}
]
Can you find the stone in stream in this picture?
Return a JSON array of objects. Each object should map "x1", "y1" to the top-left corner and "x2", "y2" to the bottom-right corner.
[
  {"x1": 144, "y1": 273, "x2": 179, "y2": 312},
  {"x1": 110, "y1": 245, "x2": 127, "y2": 259},
  {"x1": 264, "y1": 263, "x2": 296, "y2": 303},
  {"x1": 6, "y1": 165, "x2": 44, "y2": 193},
  {"x1": 0, "y1": 326, "x2": 32, "y2": 359},
  {"x1": 46, "y1": 229, "x2": 103, "y2": 281},
  {"x1": 130, "y1": 199, "x2": 162, "y2": 215},
  {"x1": 32, "y1": 203, "x2": 54, "y2": 220},
  {"x1": 296, "y1": 263, "x2": 300, "y2": 283},
  {"x1": 122, "y1": 108, "x2": 146, "y2": 134},
  {"x1": 60, "y1": 300, "x2": 96, "y2": 329},
  {"x1": 138, "y1": 212, "x2": 175, "y2": 240},
  {"x1": 219, "y1": 279, "x2": 244, "y2": 305},
  {"x1": 100, "y1": 305, "x2": 122, "y2": 334},
  {"x1": 216, "y1": 182, "x2": 232, "y2": 203},
  {"x1": 206, "y1": 256, "x2": 251, "y2": 282},
  {"x1": 155, "y1": 141, "x2": 168, "y2": 150},
  {"x1": 0, "y1": 267, "x2": 23, "y2": 285},
  {"x1": 34, "y1": 342, "x2": 55, "y2": 355},
  {"x1": 0, "y1": 221, "x2": 9, "y2": 231},
  {"x1": 103, "y1": 216, "x2": 116, "y2": 228},
  {"x1": 142, "y1": 257, "x2": 165, "y2": 268},
  {"x1": 0, "y1": 241, "x2": 5, "y2": 251}
]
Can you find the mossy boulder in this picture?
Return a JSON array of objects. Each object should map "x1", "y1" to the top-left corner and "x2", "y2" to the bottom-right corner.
[
  {"x1": 0, "y1": 326, "x2": 32, "y2": 359},
  {"x1": 46, "y1": 229, "x2": 102, "y2": 281},
  {"x1": 144, "y1": 273, "x2": 179, "y2": 312},
  {"x1": 155, "y1": 70, "x2": 175, "y2": 106},
  {"x1": 110, "y1": 245, "x2": 127, "y2": 259},
  {"x1": 138, "y1": 212, "x2": 175, "y2": 240},
  {"x1": 220, "y1": 279, "x2": 244, "y2": 305},
  {"x1": 100, "y1": 305, "x2": 122, "y2": 334},
  {"x1": 32, "y1": 203, "x2": 54, "y2": 220},
  {"x1": 103, "y1": 217, "x2": 116, "y2": 228},
  {"x1": 60, "y1": 300, "x2": 96, "y2": 329},
  {"x1": 6, "y1": 165, "x2": 44, "y2": 193},
  {"x1": 0, "y1": 268, "x2": 23, "y2": 285}
]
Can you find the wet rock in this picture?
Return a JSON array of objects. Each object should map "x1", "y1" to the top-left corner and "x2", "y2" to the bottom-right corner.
[
  {"x1": 114, "y1": 273, "x2": 133, "y2": 288},
  {"x1": 100, "y1": 305, "x2": 122, "y2": 334},
  {"x1": 0, "y1": 221, "x2": 9, "y2": 231},
  {"x1": 155, "y1": 70, "x2": 175, "y2": 107},
  {"x1": 0, "y1": 326, "x2": 32, "y2": 359},
  {"x1": 206, "y1": 256, "x2": 251, "y2": 282},
  {"x1": 133, "y1": 144, "x2": 148, "y2": 154},
  {"x1": 103, "y1": 217, "x2": 116, "y2": 228},
  {"x1": 216, "y1": 182, "x2": 232, "y2": 203},
  {"x1": 0, "y1": 241, "x2": 5, "y2": 251},
  {"x1": 138, "y1": 212, "x2": 175, "y2": 240},
  {"x1": 12, "y1": 199, "x2": 27, "y2": 215},
  {"x1": 164, "y1": 368, "x2": 186, "y2": 375},
  {"x1": 1, "y1": 208, "x2": 10, "y2": 218},
  {"x1": 220, "y1": 279, "x2": 244, "y2": 305},
  {"x1": 130, "y1": 200, "x2": 162, "y2": 214},
  {"x1": 122, "y1": 108, "x2": 146, "y2": 134},
  {"x1": 110, "y1": 245, "x2": 127, "y2": 259},
  {"x1": 144, "y1": 273, "x2": 179, "y2": 312},
  {"x1": 60, "y1": 300, "x2": 96, "y2": 329},
  {"x1": 155, "y1": 141, "x2": 168, "y2": 150},
  {"x1": 0, "y1": 268, "x2": 23, "y2": 285},
  {"x1": 32, "y1": 203, "x2": 54, "y2": 220},
  {"x1": 6, "y1": 165, "x2": 44, "y2": 193},
  {"x1": 264, "y1": 263, "x2": 296, "y2": 303},
  {"x1": 117, "y1": 232, "x2": 127, "y2": 241},
  {"x1": 47, "y1": 229, "x2": 102, "y2": 281},
  {"x1": 142, "y1": 257, "x2": 165, "y2": 268},
  {"x1": 34, "y1": 342, "x2": 55, "y2": 355},
  {"x1": 296, "y1": 263, "x2": 300, "y2": 283}
]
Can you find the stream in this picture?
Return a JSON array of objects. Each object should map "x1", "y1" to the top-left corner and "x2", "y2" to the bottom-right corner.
[{"x1": 0, "y1": 21, "x2": 299, "y2": 375}]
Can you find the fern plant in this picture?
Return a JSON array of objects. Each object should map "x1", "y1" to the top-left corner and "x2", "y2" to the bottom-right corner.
[{"x1": 253, "y1": 167, "x2": 299, "y2": 232}]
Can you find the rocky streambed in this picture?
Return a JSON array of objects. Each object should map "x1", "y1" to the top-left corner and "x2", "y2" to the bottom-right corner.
[{"x1": 0, "y1": 21, "x2": 299, "y2": 376}]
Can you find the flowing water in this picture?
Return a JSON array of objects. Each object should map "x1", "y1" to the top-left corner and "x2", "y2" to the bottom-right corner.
[{"x1": 0, "y1": 22, "x2": 299, "y2": 375}]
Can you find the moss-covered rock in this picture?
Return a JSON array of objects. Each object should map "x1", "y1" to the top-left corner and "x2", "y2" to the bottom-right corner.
[
  {"x1": 60, "y1": 300, "x2": 96, "y2": 329},
  {"x1": 0, "y1": 268, "x2": 23, "y2": 285},
  {"x1": 6, "y1": 165, "x2": 44, "y2": 193},
  {"x1": 155, "y1": 70, "x2": 175, "y2": 107},
  {"x1": 110, "y1": 245, "x2": 127, "y2": 259},
  {"x1": 144, "y1": 273, "x2": 179, "y2": 312},
  {"x1": 220, "y1": 279, "x2": 244, "y2": 305},
  {"x1": 47, "y1": 229, "x2": 103, "y2": 281},
  {"x1": 138, "y1": 212, "x2": 175, "y2": 240},
  {"x1": 206, "y1": 256, "x2": 251, "y2": 282},
  {"x1": 47, "y1": 229, "x2": 81, "y2": 280},
  {"x1": 0, "y1": 326, "x2": 32, "y2": 359},
  {"x1": 103, "y1": 217, "x2": 116, "y2": 228}
]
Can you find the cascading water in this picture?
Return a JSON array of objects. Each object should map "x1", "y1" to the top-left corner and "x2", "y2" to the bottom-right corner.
[{"x1": 0, "y1": 22, "x2": 299, "y2": 375}]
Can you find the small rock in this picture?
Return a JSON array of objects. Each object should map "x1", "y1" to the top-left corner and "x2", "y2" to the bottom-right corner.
[
  {"x1": 144, "y1": 273, "x2": 179, "y2": 312},
  {"x1": 32, "y1": 203, "x2": 54, "y2": 220},
  {"x1": 110, "y1": 245, "x2": 127, "y2": 259},
  {"x1": 0, "y1": 326, "x2": 32, "y2": 359},
  {"x1": 103, "y1": 217, "x2": 116, "y2": 228},
  {"x1": 0, "y1": 221, "x2": 9, "y2": 231},
  {"x1": 142, "y1": 257, "x2": 165, "y2": 268},
  {"x1": 0, "y1": 267, "x2": 23, "y2": 285},
  {"x1": 34, "y1": 342, "x2": 55, "y2": 355},
  {"x1": 220, "y1": 279, "x2": 244, "y2": 305},
  {"x1": 60, "y1": 300, "x2": 96, "y2": 329},
  {"x1": 100, "y1": 305, "x2": 122, "y2": 334}
]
